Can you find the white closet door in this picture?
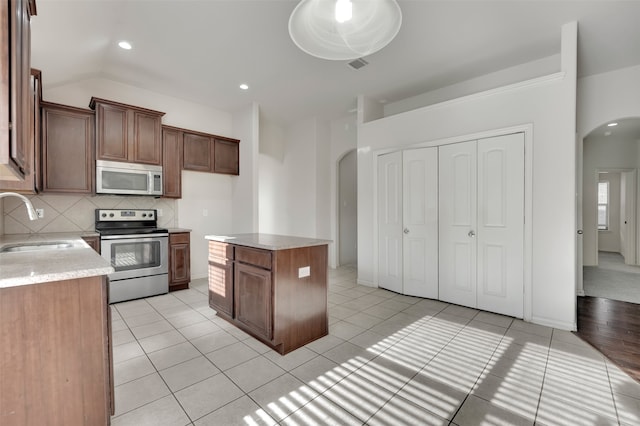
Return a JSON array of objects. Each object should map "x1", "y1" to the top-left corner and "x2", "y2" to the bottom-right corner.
[
  {"x1": 378, "y1": 151, "x2": 403, "y2": 293},
  {"x1": 403, "y1": 148, "x2": 439, "y2": 298},
  {"x1": 476, "y1": 133, "x2": 524, "y2": 317},
  {"x1": 439, "y1": 141, "x2": 477, "y2": 307}
]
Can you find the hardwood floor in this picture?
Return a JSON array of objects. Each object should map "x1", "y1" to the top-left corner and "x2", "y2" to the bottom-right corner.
[{"x1": 576, "y1": 296, "x2": 640, "y2": 383}]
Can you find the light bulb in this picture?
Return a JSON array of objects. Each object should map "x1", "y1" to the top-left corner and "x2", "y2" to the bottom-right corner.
[{"x1": 335, "y1": 0, "x2": 352, "y2": 23}]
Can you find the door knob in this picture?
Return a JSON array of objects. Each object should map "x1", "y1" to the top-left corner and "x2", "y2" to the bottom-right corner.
[
  {"x1": 468, "y1": 230, "x2": 476, "y2": 238},
  {"x1": 403, "y1": 228, "x2": 410, "y2": 234},
  {"x1": 577, "y1": 230, "x2": 583, "y2": 235}
]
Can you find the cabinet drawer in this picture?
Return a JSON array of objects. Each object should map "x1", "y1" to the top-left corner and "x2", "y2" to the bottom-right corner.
[
  {"x1": 170, "y1": 232, "x2": 190, "y2": 244},
  {"x1": 209, "y1": 241, "x2": 234, "y2": 261},
  {"x1": 236, "y1": 246, "x2": 272, "y2": 270}
]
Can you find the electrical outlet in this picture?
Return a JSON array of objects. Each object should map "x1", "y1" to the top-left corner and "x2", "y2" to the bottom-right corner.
[
  {"x1": 202, "y1": 209, "x2": 208, "y2": 217},
  {"x1": 157, "y1": 208, "x2": 163, "y2": 217},
  {"x1": 35, "y1": 208, "x2": 44, "y2": 218}
]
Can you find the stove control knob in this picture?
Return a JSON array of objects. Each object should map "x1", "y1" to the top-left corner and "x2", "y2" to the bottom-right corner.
[
  {"x1": 142, "y1": 213, "x2": 147, "y2": 217},
  {"x1": 101, "y1": 213, "x2": 106, "y2": 218},
  {"x1": 109, "y1": 213, "x2": 114, "y2": 218}
]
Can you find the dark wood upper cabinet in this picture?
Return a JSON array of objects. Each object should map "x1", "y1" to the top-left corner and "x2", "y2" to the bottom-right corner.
[
  {"x1": 1, "y1": 68, "x2": 41, "y2": 193},
  {"x1": 1, "y1": 0, "x2": 37, "y2": 182},
  {"x1": 162, "y1": 126, "x2": 182, "y2": 198},
  {"x1": 213, "y1": 137, "x2": 239, "y2": 175},
  {"x1": 182, "y1": 129, "x2": 239, "y2": 175},
  {"x1": 182, "y1": 131, "x2": 212, "y2": 172},
  {"x1": 41, "y1": 101, "x2": 95, "y2": 193},
  {"x1": 89, "y1": 97, "x2": 164, "y2": 166}
]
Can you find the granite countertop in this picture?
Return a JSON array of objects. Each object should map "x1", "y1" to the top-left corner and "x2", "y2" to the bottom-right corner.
[
  {"x1": 168, "y1": 228, "x2": 192, "y2": 233},
  {"x1": 205, "y1": 233, "x2": 331, "y2": 250},
  {"x1": 0, "y1": 233, "x2": 114, "y2": 288}
]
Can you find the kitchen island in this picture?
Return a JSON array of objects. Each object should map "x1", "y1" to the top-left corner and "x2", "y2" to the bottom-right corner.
[
  {"x1": 206, "y1": 233, "x2": 330, "y2": 355},
  {"x1": 0, "y1": 233, "x2": 114, "y2": 425}
]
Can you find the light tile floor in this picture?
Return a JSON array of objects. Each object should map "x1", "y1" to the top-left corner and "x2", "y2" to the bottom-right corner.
[{"x1": 110, "y1": 267, "x2": 640, "y2": 426}]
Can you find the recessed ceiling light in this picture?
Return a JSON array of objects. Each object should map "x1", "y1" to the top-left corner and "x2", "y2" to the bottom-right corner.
[
  {"x1": 118, "y1": 41, "x2": 132, "y2": 50},
  {"x1": 605, "y1": 131, "x2": 612, "y2": 136},
  {"x1": 607, "y1": 122, "x2": 618, "y2": 127},
  {"x1": 239, "y1": 84, "x2": 249, "y2": 90}
]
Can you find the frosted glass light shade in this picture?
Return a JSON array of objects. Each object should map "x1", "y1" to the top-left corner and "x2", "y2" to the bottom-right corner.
[{"x1": 288, "y1": 0, "x2": 402, "y2": 60}]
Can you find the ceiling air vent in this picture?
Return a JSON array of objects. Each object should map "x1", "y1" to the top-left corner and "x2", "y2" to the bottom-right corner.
[{"x1": 348, "y1": 58, "x2": 369, "y2": 70}]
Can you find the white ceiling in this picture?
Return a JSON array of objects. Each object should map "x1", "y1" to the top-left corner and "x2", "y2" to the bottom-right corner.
[{"x1": 31, "y1": 0, "x2": 640, "y2": 126}]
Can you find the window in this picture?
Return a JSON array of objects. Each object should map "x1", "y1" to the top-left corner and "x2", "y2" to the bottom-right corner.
[{"x1": 598, "y1": 181, "x2": 609, "y2": 230}]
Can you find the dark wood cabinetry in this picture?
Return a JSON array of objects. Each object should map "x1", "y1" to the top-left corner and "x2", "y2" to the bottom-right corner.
[
  {"x1": 162, "y1": 126, "x2": 182, "y2": 198},
  {"x1": 208, "y1": 239, "x2": 328, "y2": 354},
  {"x1": 89, "y1": 97, "x2": 165, "y2": 166},
  {"x1": 1, "y1": 275, "x2": 113, "y2": 424},
  {"x1": 183, "y1": 131, "x2": 212, "y2": 172},
  {"x1": 183, "y1": 130, "x2": 239, "y2": 175},
  {"x1": 235, "y1": 261, "x2": 273, "y2": 341},
  {"x1": 1, "y1": 68, "x2": 41, "y2": 193},
  {"x1": 0, "y1": 0, "x2": 36, "y2": 181},
  {"x1": 214, "y1": 137, "x2": 239, "y2": 175},
  {"x1": 41, "y1": 101, "x2": 94, "y2": 193},
  {"x1": 169, "y1": 232, "x2": 190, "y2": 291},
  {"x1": 208, "y1": 241, "x2": 234, "y2": 317},
  {"x1": 82, "y1": 235, "x2": 100, "y2": 254}
]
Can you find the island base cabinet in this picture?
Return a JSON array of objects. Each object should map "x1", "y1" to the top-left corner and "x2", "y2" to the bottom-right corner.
[
  {"x1": 207, "y1": 240, "x2": 328, "y2": 355},
  {"x1": 0, "y1": 276, "x2": 113, "y2": 425},
  {"x1": 235, "y1": 262, "x2": 273, "y2": 341}
]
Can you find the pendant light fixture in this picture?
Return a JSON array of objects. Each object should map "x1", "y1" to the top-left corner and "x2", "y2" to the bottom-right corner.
[{"x1": 288, "y1": 0, "x2": 402, "y2": 61}]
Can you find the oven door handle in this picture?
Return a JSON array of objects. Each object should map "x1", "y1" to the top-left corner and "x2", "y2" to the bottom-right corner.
[{"x1": 100, "y1": 233, "x2": 169, "y2": 240}]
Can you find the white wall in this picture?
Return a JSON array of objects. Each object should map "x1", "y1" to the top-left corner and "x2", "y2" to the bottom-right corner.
[
  {"x1": 43, "y1": 77, "x2": 238, "y2": 280},
  {"x1": 597, "y1": 172, "x2": 621, "y2": 253},
  {"x1": 357, "y1": 23, "x2": 577, "y2": 330},
  {"x1": 231, "y1": 103, "x2": 259, "y2": 234}
]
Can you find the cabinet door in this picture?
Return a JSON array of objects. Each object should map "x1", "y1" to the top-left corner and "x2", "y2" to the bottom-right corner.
[
  {"x1": 41, "y1": 103, "x2": 95, "y2": 193},
  {"x1": 132, "y1": 111, "x2": 162, "y2": 165},
  {"x1": 234, "y1": 263, "x2": 272, "y2": 341},
  {"x1": 213, "y1": 138, "x2": 239, "y2": 175},
  {"x1": 95, "y1": 103, "x2": 128, "y2": 162},
  {"x1": 162, "y1": 127, "x2": 182, "y2": 198},
  {"x1": 208, "y1": 260, "x2": 233, "y2": 317},
  {"x1": 0, "y1": 0, "x2": 33, "y2": 180},
  {"x1": 1, "y1": 69, "x2": 40, "y2": 193},
  {"x1": 169, "y1": 233, "x2": 191, "y2": 291},
  {"x1": 182, "y1": 132, "x2": 212, "y2": 171}
]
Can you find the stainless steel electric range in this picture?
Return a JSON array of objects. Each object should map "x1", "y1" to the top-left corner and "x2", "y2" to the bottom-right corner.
[{"x1": 95, "y1": 209, "x2": 168, "y2": 303}]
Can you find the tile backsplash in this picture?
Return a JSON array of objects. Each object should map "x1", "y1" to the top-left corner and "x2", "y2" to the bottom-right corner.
[{"x1": 2, "y1": 194, "x2": 177, "y2": 234}]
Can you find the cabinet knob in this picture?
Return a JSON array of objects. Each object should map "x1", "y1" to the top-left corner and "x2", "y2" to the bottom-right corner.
[
  {"x1": 468, "y1": 230, "x2": 476, "y2": 238},
  {"x1": 403, "y1": 228, "x2": 410, "y2": 234}
]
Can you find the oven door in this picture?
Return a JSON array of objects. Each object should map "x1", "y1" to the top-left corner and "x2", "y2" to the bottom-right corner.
[{"x1": 101, "y1": 234, "x2": 168, "y2": 281}]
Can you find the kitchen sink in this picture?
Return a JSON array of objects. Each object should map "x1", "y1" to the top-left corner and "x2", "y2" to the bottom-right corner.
[{"x1": 0, "y1": 241, "x2": 77, "y2": 253}]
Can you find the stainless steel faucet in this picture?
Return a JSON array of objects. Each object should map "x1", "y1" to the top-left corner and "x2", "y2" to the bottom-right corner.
[{"x1": 0, "y1": 192, "x2": 39, "y2": 220}]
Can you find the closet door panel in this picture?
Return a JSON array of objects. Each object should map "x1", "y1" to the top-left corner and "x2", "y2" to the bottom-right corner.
[
  {"x1": 476, "y1": 133, "x2": 524, "y2": 318},
  {"x1": 439, "y1": 141, "x2": 477, "y2": 307},
  {"x1": 402, "y1": 148, "x2": 438, "y2": 298},
  {"x1": 377, "y1": 151, "x2": 403, "y2": 293}
]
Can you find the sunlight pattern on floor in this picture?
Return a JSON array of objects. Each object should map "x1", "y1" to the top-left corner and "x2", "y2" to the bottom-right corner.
[{"x1": 109, "y1": 266, "x2": 640, "y2": 425}]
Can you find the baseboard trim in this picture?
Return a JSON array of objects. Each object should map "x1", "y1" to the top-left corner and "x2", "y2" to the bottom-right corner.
[{"x1": 530, "y1": 315, "x2": 576, "y2": 332}]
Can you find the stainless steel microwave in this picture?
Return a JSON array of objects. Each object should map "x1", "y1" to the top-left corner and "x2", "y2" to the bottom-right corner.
[{"x1": 96, "y1": 160, "x2": 163, "y2": 196}]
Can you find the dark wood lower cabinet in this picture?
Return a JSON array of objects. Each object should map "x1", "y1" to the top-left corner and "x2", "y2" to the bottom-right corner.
[
  {"x1": 208, "y1": 240, "x2": 328, "y2": 354},
  {"x1": 169, "y1": 232, "x2": 190, "y2": 291},
  {"x1": 0, "y1": 275, "x2": 113, "y2": 425},
  {"x1": 235, "y1": 262, "x2": 273, "y2": 341},
  {"x1": 82, "y1": 235, "x2": 101, "y2": 254}
]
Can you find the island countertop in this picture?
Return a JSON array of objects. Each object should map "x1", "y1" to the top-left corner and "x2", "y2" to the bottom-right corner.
[
  {"x1": 0, "y1": 233, "x2": 114, "y2": 288},
  {"x1": 205, "y1": 233, "x2": 331, "y2": 251}
]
